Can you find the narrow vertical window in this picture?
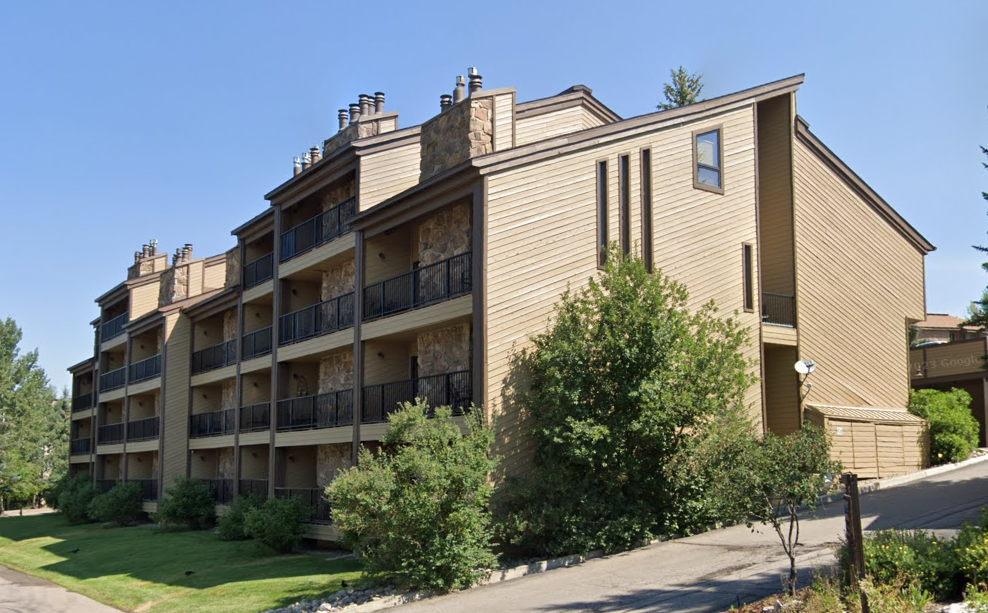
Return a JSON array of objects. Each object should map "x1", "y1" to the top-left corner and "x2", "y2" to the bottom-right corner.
[
  {"x1": 693, "y1": 127, "x2": 724, "y2": 193},
  {"x1": 619, "y1": 155, "x2": 630, "y2": 256},
  {"x1": 640, "y1": 149, "x2": 653, "y2": 272},
  {"x1": 597, "y1": 160, "x2": 608, "y2": 268},
  {"x1": 742, "y1": 243, "x2": 754, "y2": 312}
]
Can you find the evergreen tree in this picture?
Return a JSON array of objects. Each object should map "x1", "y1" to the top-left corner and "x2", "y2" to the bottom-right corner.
[
  {"x1": 658, "y1": 66, "x2": 704, "y2": 110},
  {"x1": 966, "y1": 134, "x2": 988, "y2": 328},
  {"x1": 0, "y1": 318, "x2": 65, "y2": 512}
]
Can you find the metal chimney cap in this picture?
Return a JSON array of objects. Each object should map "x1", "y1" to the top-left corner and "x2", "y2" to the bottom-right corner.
[{"x1": 467, "y1": 67, "x2": 479, "y2": 76}]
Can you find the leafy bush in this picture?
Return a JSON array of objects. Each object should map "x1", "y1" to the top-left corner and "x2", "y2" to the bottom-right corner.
[
  {"x1": 956, "y1": 511, "x2": 988, "y2": 587},
  {"x1": 46, "y1": 474, "x2": 70, "y2": 510},
  {"x1": 909, "y1": 388, "x2": 980, "y2": 465},
  {"x1": 244, "y1": 496, "x2": 310, "y2": 553},
  {"x1": 328, "y1": 401, "x2": 499, "y2": 592},
  {"x1": 217, "y1": 494, "x2": 264, "y2": 541},
  {"x1": 155, "y1": 477, "x2": 215, "y2": 530},
  {"x1": 498, "y1": 250, "x2": 755, "y2": 556},
  {"x1": 56, "y1": 474, "x2": 99, "y2": 524},
  {"x1": 87, "y1": 481, "x2": 143, "y2": 526},
  {"x1": 860, "y1": 529, "x2": 961, "y2": 602}
]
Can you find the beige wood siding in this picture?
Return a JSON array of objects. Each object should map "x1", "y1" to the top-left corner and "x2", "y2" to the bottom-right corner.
[
  {"x1": 359, "y1": 142, "x2": 421, "y2": 211},
  {"x1": 364, "y1": 228, "x2": 411, "y2": 284},
  {"x1": 204, "y1": 261, "x2": 225, "y2": 290},
  {"x1": 494, "y1": 92, "x2": 514, "y2": 151},
  {"x1": 756, "y1": 95, "x2": 795, "y2": 295},
  {"x1": 188, "y1": 261, "x2": 204, "y2": 296},
  {"x1": 793, "y1": 140, "x2": 925, "y2": 409},
  {"x1": 484, "y1": 105, "x2": 762, "y2": 479},
  {"x1": 764, "y1": 345, "x2": 800, "y2": 435},
  {"x1": 363, "y1": 340, "x2": 410, "y2": 385},
  {"x1": 515, "y1": 106, "x2": 587, "y2": 146},
  {"x1": 162, "y1": 312, "x2": 192, "y2": 489},
  {"x1": 581, "y1": 107, "x2": 608, "y2": 129},
  {"x1": 911, "y1": 339, "x2": 988, "y2": 379},
  {"x1": 130, "y1": 283, "x2": 158, "y2": 320}
]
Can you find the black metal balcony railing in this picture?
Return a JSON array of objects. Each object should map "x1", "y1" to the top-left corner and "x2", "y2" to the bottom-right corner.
[
  {"x1": 242, "y1": 326, "x2": 273, "y2": 360},
  {"x1": 276, "y1": 390, "x2": 353, "y2": 432},
  {"x1": 70, "y1": 439, "x2": 91, "y2": 455},
  {"x1": 72, "y1": 392, "x2": 94, "y2": 412},
  {"x1": 101, "y1": 313, "x2": 128, "y2": 342},
  {"x1": 762, "y1": 293, "x2": 796, "y2": 328},
  {"x1": 131, "y1": 479, "x2": 158, "y2": 501},
  {"x1": 126, "y1": 416, "x2": 160, "y2": 442},
  {"x1": 362, "y1": 369, "x2": 472, "y2": 425},
  {"x1": 239, "y1": 479, "x2": 269, "y2": 499},
  {"x1": 99, "y1": 367, "x2": 126, "y2": 393},
  {"x1": 192, "y1": 339, "x2": 237, "y2": 375},
  {"x1": 240, "y1": 402, "x2": 271, "y2": 433},
  {"x1": 280, "y1": 197, "x2": 356, "y2": 262},
  {"x1": 279, "y1": 293, "x2": 354, "y2": 346},
  {"x1": 129, "y1": 354, "x2": 161, "y2": 383},
  {"x1": 96, "y1": 479, "x2": 117, "y2": 494},
  {"x1": 274, "y1": 487, "x2": 332, "y2": 523},
  {"x1": 201, "y1": 478, "x2": 235, "y2": 505},
  {"x1": 189, "y1": 409, "x2": 235, "y2": 438},
  {"x1": 364, "y1": 252, "x2": 472, "y2": 321},
  {"x1": 243, "y1": 252, "x2": 274, "y2": 288},
  {"x1": 97, "y1": 423, "x2": 124, "y2": 445}
]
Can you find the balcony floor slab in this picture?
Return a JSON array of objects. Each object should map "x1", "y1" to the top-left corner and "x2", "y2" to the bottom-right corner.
[{"x1": 189, "y1": 434, "x2": 235, "y2": 450}]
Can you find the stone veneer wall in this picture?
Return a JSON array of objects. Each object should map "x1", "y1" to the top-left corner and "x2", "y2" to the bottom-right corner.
[
  {"x1": 420, "y1": 98, "x2": 493, "y2": 181},
  {"x1": 321, "y1": 260, "x2": 356, "y2": 301},
  {"x1": 158, "y1": 264, "x2": 189, "y2": 307},
  {"x1": 218, "y1": 448, "x2": 235, "y2": 479},
  {"x1": 222, "y1": 311, "x2": 237, "y2": 342},
  {"x1": 318, "y1": 351, "x2": 353, "y2": 394},
  {"x1": 417, "y1": 324, "x2": 471, "y2": 377},
  {"x1": 221, "y1": 380, "x2": 237, "y2": 410},
  {"x1": 417, "y1": 204, "x2": 472, "y2": 266},
  {"x1": 225, "y1": 248, "x2": 239, "y2": 288},
  {"x1": 316, "y1": 443, "x2": 352, "y2": 489}
]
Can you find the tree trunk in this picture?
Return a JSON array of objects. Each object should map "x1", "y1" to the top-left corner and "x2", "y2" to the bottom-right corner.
[{"x1": 787, "y1": 556, "x2": 797, "y2": 596}]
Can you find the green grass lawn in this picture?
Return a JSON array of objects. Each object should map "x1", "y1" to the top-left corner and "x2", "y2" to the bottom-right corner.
[{"x1": 0, "y1": 512, "x2": 362, "y2": 613}]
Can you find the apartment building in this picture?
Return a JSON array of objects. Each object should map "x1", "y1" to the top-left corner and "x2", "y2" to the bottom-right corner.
[{"x1": 69, "y1": 70, "x2": 934, "y2": 536}]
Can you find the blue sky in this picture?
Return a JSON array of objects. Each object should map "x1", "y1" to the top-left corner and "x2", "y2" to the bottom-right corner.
[{"x1": 1, "y1": 1, "x2": 986, "y2": 390}]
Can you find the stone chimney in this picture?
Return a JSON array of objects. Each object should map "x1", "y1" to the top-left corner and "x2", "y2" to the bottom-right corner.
[
  {"x1": 293, "y1": 156, "x2": 302, "y2": 176},
  {"x1": 453, "y1": 75, "x2": 466, "y2": 103},
  {"x1": 359, "y1": 94, "x2": 372, "y2": 117},
  {"x1": 468, "y1": 67, "x2": 482, "y2": 95},
  {"x1": 310, "y1": 145, "x2": 321, "y2": 165},
  {"x1": 440, "y1": 94, "x2": 452, "y2": 112},
  {"x1": 128, "y1": 239, "x2": 165, "y2": 279},
  {"x1": 184, "y1": 244, "x2": 193, "y2": 261},
  {"x1": 349, "y1": 103, "x2": 360, "y2": 125},
  {"x1": 338, "y1": 109, "x2": 348, "y2": 132},
  {"x1": 374, "y1": 92, "x2": 385, "y2": 115},
  {"x1": 301, "y1": 151, "x2": 311, "y2": 171}
]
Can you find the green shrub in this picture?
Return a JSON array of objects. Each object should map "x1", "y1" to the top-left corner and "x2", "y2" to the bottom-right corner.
[
  {"x1": 217, "y1": 494, "x2": 264, "y2": 541},
  {"x1": 87, "y1": 481, "x2": 143, "y2": 526},
  {"x1": 56, "y1": 474, "x2": 99, "y2": 525},
  {"x1": 967, "y1": 582, "x2": 988, "y2": 613},
  {"x1": 956, "y1": 511, "x2": 988, "y2": 587},
  {"x1": 499, "y1": 250, "x2": 755, "y2": 556},
  {"x1": 328, "y1": 401, "x2": 499, "y2": 592},
  {"x1": 863, "y1": 529, "x2": 961, "y2": 601},
  {"x1": 244, "y1": 496, "x2": 310, "y2": 553},
  {"x1": 46, "y1": 474, "x2": 70, "y2": 510},
  {"x1": 909, "y1": 388, "x2": 980, "y2": 465},
  {"x1": 155, "y1": 477, "x2": 215, "y2": 530}
]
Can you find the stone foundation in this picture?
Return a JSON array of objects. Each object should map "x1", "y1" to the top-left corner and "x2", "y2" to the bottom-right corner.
[
  {"x1": 319, "y1": 352, "x2": 353, "y2": 394},
  {"x1": 316, "y1": 444, "x2": 352, "y2": 489}
]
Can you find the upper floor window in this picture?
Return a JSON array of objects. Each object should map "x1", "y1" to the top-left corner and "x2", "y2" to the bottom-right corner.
[
  {"x1": 693, "y1": 128, "x2": 724, "y2": 194},
  {"x1": 619, "y1": 155, "x2": 631, "y2": 256},
  {"x1": 597, "y1": 160, "x2": 609, "y2": 268}
]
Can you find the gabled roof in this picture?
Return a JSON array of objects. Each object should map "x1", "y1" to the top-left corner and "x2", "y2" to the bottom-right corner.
[{"x1": 916, "y1": 313, "x2": 979, "y2": 331}]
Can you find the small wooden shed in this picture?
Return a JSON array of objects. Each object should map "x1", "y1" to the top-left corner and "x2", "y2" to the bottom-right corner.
[{"x1": 804, "y1": 404, "x2": 928, "y2": 479}]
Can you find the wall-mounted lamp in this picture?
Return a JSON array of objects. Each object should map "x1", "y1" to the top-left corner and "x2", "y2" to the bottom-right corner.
[
  {"x1": 288, "y1": 455, "x2": 295, "y2": 463},
  {"x1": 200, "y1": 455, "x2": 206, "y2": 462},
  {"x1": 253, "y1": 382, "x2": 259, "y2": 388},
  {"x1": 136, "y1": 457, "x2": 142, "y2": 463},
  {"x1": 377, "y1": 352, "x2": 385, "y2": 359},
  {"x1": 251, "y1": 452, "x2": 258, "y2": 458},
  {"x1": 203, "y1": 330, "x2": 208, "y2": 336},
  {"x1": 291, "y1": 288, "x2": 298, "y2": 296},
  {"x1": 202, "y1": 393, "x2": 208, "y2": 399},
  {"x1": 378, "y1": 253, "x2": 386, "y2": 260}
]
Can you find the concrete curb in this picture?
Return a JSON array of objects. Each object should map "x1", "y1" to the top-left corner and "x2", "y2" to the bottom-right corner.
[{"x1": 818, "y1": 452, "x2": 988, "y2": 507}]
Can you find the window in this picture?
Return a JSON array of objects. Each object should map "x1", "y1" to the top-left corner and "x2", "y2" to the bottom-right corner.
[
  {"x1": 597, "y1": 160, "x2": 608, "y2": 268},
  {"x1": 742, "y1": 243, "x2": 754, "y2": 312},
  {"x1": 619, "y1": 155, "x2": 630, "y2": 256},
  {"x1": 641, "y1": 149, "x2": 653, "y2": 272},
  {"x1": 693, "y1": 128, "x2": 724, "y2": 193}
]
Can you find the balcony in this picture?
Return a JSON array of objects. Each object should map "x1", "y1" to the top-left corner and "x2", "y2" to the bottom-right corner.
[
  {"x1": 129, "y1": 354, "x2": 161, "y2": 383},
  {"x1": 192, "y1": 340, "x2": 237, "y2": 375},
  {"x1": 100, "y1": 367, "x2": 126, "y2": 393},
  {"x1": 131, "y1": 479, "x2": 158, "y2": 501},
  {"x1": 102, "y1": 313, "x2": 128, "y2": 342},
  {"x1": 126, "y1": 416, "x2": 160, "y2": 442},
  {"x1": 200, "y1": 478, "x2": 235, "y2": 505},
  {"x1": 72, "y1": 392, "x2": 94, "y2": 412},
  {"x1": 362, "y1": 370, "x2": 472, "y2": 424},
  {"x1": 240, "y1": 402, "x2": 271, "y2": 433},
  {"x1": 70, "y1": 439, "x2": 91, "y2": 455},
  {"x1": 243, "y1": 252, "x2": 274, "y2": 288},
  {"x1": 276, "y1": 390, "x2": 353, "y2": 432},
  {"x1": 96, "y1": 479, "x2": 117, "y2": 493},
  {"x1": 762, "y1": 293, "x2": 796, "y2": 328},
  {"x1": 239, "y1": 479, "x2": 269, "y2": 499},
  {"x1": 274, "y1": 487, "x2": 332, "y2": 523},
  {"x1": 279, "y1": 293, "x2": 354, "y2": 346},
  {"x1": 364, "y1": 252, "x2": 472, "y2": 321},
  {"x1": 189, "y1": 409, "x2": 235, "y2": 438},
  {"x1": 242, "y1": 326, "x2": 273, "y2": 360},
  {"x1": 280, "y1": 198, "x2": 356, "y2": 262},
  {"x1": 97, "y1": 423, "x2": 124, "y2": 445}
]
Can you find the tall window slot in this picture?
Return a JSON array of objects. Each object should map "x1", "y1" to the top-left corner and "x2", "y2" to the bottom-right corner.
[
  {"x1": 597, "y1": 160, "x2": 608, "y2": 267},
  {"x1": 619, "y1": 155, "x2": 630, "y2": 256},
  {"x1": 742, "y1": 243, "x2": 754, "y2": 312},
  {"x1": 694, "y1": 128, "x2": 724, "y2": 193},
  {"x1": 641, "y1": 149, "x2": 653, "y2": 272}
]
